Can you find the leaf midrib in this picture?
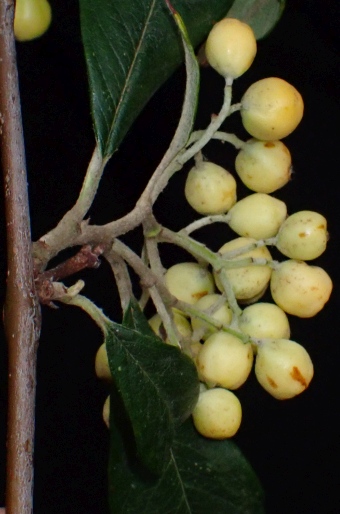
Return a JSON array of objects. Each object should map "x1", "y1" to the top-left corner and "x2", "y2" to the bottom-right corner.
[{"x1": 105, "y1": 0, "x2": 157, "y2": 155}]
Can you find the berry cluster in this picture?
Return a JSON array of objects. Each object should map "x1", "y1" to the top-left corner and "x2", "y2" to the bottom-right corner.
[{"x1": 95, "y1": 17, "x2": 332, "y2": 440}]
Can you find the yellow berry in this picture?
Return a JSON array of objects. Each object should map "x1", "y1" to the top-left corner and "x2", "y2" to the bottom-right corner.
[
  {"x1": 164, "y1": 262, "x2": 215, "y2": 305},
  {"x1": 235, "y1": 139, "x2": 292, "y2": 193},
  {"x1": 255, "y1": 339, "x2": 314, "y2": 399},
  {"x1": 192, "y1": 388, "x2": 242, "y2": 439},
  {"x1": 205, "y1": 18, "x2": 257, "y2": 79},
  {"x1": 276, "y1": 210, "x2": 328, "y2": 260},
  {"x1": 239, "y1": 302, "x2": 291, "y2": 353},
  {"x1": 270, "y1": 260, "x2": 333, "y2": 317},
  {"x1": 241, "y1": 77, "x2": 304, "y2": 140},
  {"x1": 14, "y1": 0, "x2": 52, "y2": 42},
  {"x1": 214, "y1": 237, "x2": 272, "y2": 301},
  {"x1": 184, "y1": 161, "x2": 237, "y2": 215},
  {"x1": 102, "y1": 395, "x2": 110, "y2": 428},
  {"x1": 228, "y1": 193, "x2": 287, "y2": 239},
  {"x1": 95, "y1": 343, "x2": 112, "y2": 382},
  {"x1": 190, "y1": 293, "x2": 232, "y2": 340},
  {"x1": 148, "y1": 311, "x2": 192, "y2": 346},
  {"x1": 196, "y1": 331, "x2": 253, "y2": 390}
]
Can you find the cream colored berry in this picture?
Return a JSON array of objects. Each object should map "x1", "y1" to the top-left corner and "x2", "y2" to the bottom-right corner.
[
  {"x1": 239, "y1": 302, "x2": 291, "y2": 343},
  {"x1": 185, "y1": 161, "x2": 237, "y2": 215},
  {"x1": 241, "y1": 77, "x2": 304, "y2": 140},
  {"x1": 95, "y1": 343, "x2": 112, "y2": 382},
  {"x1": 255, "y1": 339, "x2": 314, "y2": 399},
  {"x1": 270, "y1": 260, "x2": 333, "y2": 317},
  {"x1": 196, "y1": 331, "x2": 253, "y2": 389},
  {"x1": 192, "y1": 388, "x2": 242, "y2": 439},
  {"x1": 191, "y1": 293, "x2": 232, "y2": 340},
  {"x1": 148, "y1": 311, "x2": 192, "y2": 346},
  {"x1": 235, "y1": 139, "x2": 292, "y2": 193},
  {"x1": 205, "y1": 18, "x2": 257, "y2": 79},
  {"x1": 14, "y1": 0, "x2": 52, "y2": 42},
  {"x1": 238, "y1": 285, "x2": 268, "y2": 306},
  {"x1": 214, "y1": 237, "x2": 272, "y2": 300},
  {"x1": 228, "y1": 193, "x2": 287, "y2": 239},
  {"x1": 102, "y1": 395, "x2": 110, "y2": 428},
  {"x1": 276, "y1": 210, "x2": 328, "y2": 260},
  {"x1": 164, "y1": 262, "x2": 215, "y2": 304}
]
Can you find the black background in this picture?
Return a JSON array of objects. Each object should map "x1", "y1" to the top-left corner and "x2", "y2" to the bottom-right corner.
[{"x1": 1, "y1": 0, "x2": 340, "y2": 513}]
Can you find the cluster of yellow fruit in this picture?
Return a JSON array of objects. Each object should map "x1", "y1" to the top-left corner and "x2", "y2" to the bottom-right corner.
[
  {"x1": 174, "y1": 18, "x2": 330, "y2": 439},
  {"x1": 95, "y1": 18, "x2": 332, "y2": 440}
]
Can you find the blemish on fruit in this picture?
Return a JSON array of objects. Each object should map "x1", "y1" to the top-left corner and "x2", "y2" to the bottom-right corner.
[
  {"x1": 267, "y1": 376, "x2": 278, "y2": 388},
  {"x1": 264, "y1": 142, "x2": 275, "y2": 148},
  {"x1": 290, "y1": 366, "x2": 307, "y2": 387},
  {"x1": 192, "y1": 291, "x2": 209, "y2": 300}
]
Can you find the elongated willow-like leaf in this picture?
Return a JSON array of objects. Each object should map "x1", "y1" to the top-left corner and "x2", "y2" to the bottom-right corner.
[
  {"x1": 109, "y1": 416, "x2": 265, "y2": 514},
  {"x1": 105, "y1": 301, "x2": 199, "y2": 475},
  {"x1": 228, "y1": 0, "x2": 286, "y2": 39},
  {"x1": 79, "y1": 0, "x2": 235, "y2": 158},
  {"x1": 79, "y1": 0, "x2": 286, "y2": 158}
]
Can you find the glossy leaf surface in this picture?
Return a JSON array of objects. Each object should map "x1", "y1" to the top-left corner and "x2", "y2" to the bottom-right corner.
[
  {"x1": 79, "y1": 0, "x2": 233, "y2": 157},
  {"x1": 79, "y1": 0, "x2": 285, "y2": 158},
  {"x1": 227, "y1": 0, "x2": 285, "y2": 39}
]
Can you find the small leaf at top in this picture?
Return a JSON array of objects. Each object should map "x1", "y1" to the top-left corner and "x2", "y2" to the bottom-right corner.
[
  {"x1": 227, "y1": 0, "x2": 286, "y2": 39},
  {"x1": 105, "y1": 305, "x2": 199, "y2": 474},
  {"x1": 79, "y1": 0, "x2": 235, "y2": 158},
  {"x1": 108, "y1": 417, "x2": 265, "y2": 514}
]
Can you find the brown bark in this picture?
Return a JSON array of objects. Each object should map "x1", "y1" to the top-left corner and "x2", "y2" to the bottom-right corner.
[{"x1": 0, "y1": 2, "x2": 41, "y2": 513}]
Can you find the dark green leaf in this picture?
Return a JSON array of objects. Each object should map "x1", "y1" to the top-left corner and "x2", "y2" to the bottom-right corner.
[
  {"x1": 109, "y1": 416, "x2": 265, "y2": 514},
  {"x1": 105, "y1": 305, "x2": 199, "y2": 474},
  {"x1": 227, "y1": 0, "x2": 286, "y2": 39},
  {"x1": 79, "y1": 0, "x2": 235, "y2": 157}
]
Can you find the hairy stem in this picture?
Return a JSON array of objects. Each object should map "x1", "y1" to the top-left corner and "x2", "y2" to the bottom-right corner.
[
  {"x1": 104, "y1": 250, "x2": 133, "y2": 313},
  {"x1": 0, "y1": 2, "x2": 41, "y2": 513},
  {"x1": 187, "y1": 129, "x2": 245, "y2": 150},
  {"x1": 180, "y1": 214, "x2": 231, "y2": 235},
  {"x1": 178, "y1": 79, "x2": 233, "y2": 165},
  {"x1": 65, "y1": 294, "x2": 111, "y2": 334}
]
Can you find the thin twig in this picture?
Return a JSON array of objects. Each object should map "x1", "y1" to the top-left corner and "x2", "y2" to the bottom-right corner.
[
  {"x1": 33, "y1": 145, "x2": 108, "y2": 270},
  {"x1": 104, "y1": 250, "x2": 133, "y2": 313},
  {"x1": 0, "y1": 2, "x2": 41, "y2": 513}
]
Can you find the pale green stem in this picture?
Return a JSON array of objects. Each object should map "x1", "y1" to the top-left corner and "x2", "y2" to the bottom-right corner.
[
  {"x1": 187, "y1": 129, "x2": 245, "y2": 150},
  {"x1": 104, "y1": 250, "x2": 133, "y2": 313},
  {"x1": 229, "y1": 102, "x2": 242, "y2": 114},
  {"x1": 76, "y1": 145, "x2": 108, "y2": 215},
  {"x1": 144, "y1": 222, "x2": 166, "y2": 277},
  {"x1": 159, "y1": 227, "x2": 276, "y2": 272},
  {"x1": 33, "y1": 145, "x2": 108, "y2": 268},
  {"x1": 65, "y1": 294, "x2": 111, "y2": 335},
  {"x1": 178, "y1": 79, "x2": 233, "y2": 165},
  {"x1": 175, "y1": 300, "x2": 248, "y2": 343},
  {"x1": 180, "y1": 214, "x2": 231, "y2": 235},
  {"x1": 190, "y1": 294, "x2": 229, "y2": 342},
  {"x1": 213, "y1": 270, "x2": 242, "y2": 319},
  {"x1": 219, "y1": 237, "x2": 278, "y2": 260},
  {"x1": 138, "y1": 289, "x2": 150, "y2": 311},
  {"x1": 148, "y1": 286, "x2": 181, "y2": 348}
]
